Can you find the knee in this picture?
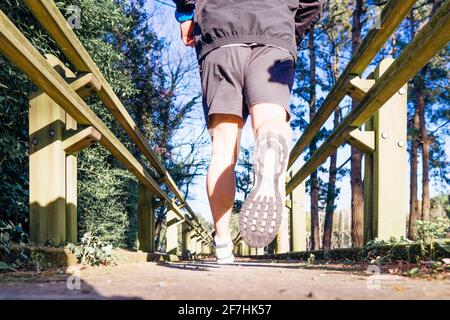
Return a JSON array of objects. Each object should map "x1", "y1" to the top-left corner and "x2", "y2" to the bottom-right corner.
[
  {"x1": 251, "y1": 103, "x2": 290, "y2": 131},
  {"x1": 210, "y1": 146, "x2": 239, "y2": 169}
]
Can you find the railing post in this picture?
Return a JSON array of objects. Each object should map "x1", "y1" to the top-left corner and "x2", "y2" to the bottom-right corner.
[
  {"x1": 238, "y1": 240, "x2": 243, "y2": 256},
  {"x1": 196, "y1": 238, "x2": 203, "y2": 256},
  {"x1": 241, "y1": 240, "x2": 249, "y2": 256},
  {"x1": 190, "y1": 233, "x2": 199, "y2": 257},
  {"x1": 275, "y1": 197, "x2": 290, "y2": 254},
  {"x1": 233, "y1": 242, "x2": 239, "y2": 256},
  {"x1": 137, "y1": 182, "x2": 155, "y2": 252},
  {"x1": 289, "y1": 173, "x2": 307, "y2": 252},
  {"x1": 200, "y1": 240, "x2": 206, "y2": 256},
  {"x1": 29, "y1": 56, "x2": 77, "y2": 246},
  {"x1": 29, "y1": 55, "x2": 100, "y2": 246},
  {"x1": 165, "y1": 210, "x2": 179, "y2": 255},
  {"x1": 364, "y1": 58, "x2": 408, "y2": 242},
  {"x1": 181, "y1": 222, "x2": 192, "y2": 259},
  {"x1": 29, "y1": 90, "x2": 68, "y2": 245},
  {"x1": 65, "y1": 113, "x2": 78, "y2": 244}
]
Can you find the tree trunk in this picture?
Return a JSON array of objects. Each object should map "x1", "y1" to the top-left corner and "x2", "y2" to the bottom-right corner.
[
  {"x1": 308, "y1": 30, "x2": 320, "y2": 250},
  {"x1": 418, "y1": 82, "x2": 430, "y2": 221},
  {"x1": 323, "y1": 51, "x2": 340, "y2": 250},
  {"x1": 416, "y1": 0, "x2": 442, "y2": 223},
  {"x1": 350, "y1": 0, "x2": 364, "y2": 248},
  {"x1": 409, "y1": 106, "x2": 420, "y2": 239},
  {"x1": 154, "y1": 211, "x2": 164, "y2": 250},
  {"x1": 323, "y1": 148, "x2": 338, "y2": 249},
  {"x1": 338, "y1": 211, "x2": 345, "y2": 247}
]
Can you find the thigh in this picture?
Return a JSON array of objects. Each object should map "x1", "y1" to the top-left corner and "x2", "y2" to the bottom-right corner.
[
  {"x1": 200, "y1": 47, "x2": 250, "y2": 128},
  {"x1": 244, "y1": 46, "x2": 295, "y2": 122}
]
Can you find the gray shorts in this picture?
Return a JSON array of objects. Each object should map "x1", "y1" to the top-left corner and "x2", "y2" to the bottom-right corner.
[{"x1": 199, "y1": 45, "x2": 295, "y2": 128}]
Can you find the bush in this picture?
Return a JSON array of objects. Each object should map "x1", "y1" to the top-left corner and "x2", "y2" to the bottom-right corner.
[
  {"x1": 67, "y1": 232, "x2": 115, "y2": 266},
  {"x1": 415, "y1": 217, "x2": 450, "y2": 243},
  {"x1": 0, "y1": 220, "x2": 29, "y2": 271}
]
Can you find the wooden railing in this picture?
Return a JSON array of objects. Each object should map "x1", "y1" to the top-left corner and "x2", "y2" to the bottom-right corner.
[
  {"x1": 235, "y1": 0, "x2": 450, "y2": 255},
  {"x1": 1, "y1": 0, "x2": 448, "y2": 259},
  {"x1": 0, "y1": 0, "x2": 212, "y2": 257}
]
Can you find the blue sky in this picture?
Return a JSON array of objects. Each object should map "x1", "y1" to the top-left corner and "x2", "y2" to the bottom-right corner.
[{"x1": 146, "y1": 1, "x2": 449, "y2": 223}]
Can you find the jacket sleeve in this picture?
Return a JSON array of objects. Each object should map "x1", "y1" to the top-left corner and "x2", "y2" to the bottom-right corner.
[
  {"x1": 173, "y1": 0, "x2": 196, "y2": 22},
  {"x1": 173, "y1": 0, "x2": 196, "y2": 14},
  {"x1": 295, "y1": 0, "x2": 325, "y2": 46}
]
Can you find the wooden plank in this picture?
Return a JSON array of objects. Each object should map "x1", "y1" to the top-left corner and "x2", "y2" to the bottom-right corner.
[
  {"x1": 286, "y1": 2, "x2": 450, "y2": 194},
  {"x1": 240, "y1": 240, "x2": 249, "y2": 256},
  {"x1": 370, "y1": 59, "x2": 408, "y2": 241},
  {"x1": 63, "y1": 126, "x2": 101, "y2": 154},
  {"x1": 181, "y1": 222, "x2": 192, "y2": 258},
  {"x1": 290, "y1": 178, "x2": 307, "y2": 252},
  {"x1": 288, "y1": 0, "x2": 416, "y2": 169},
  {"x1": 364, "y1": 119, "x2": 375, "y2": 243},
  {"x1": 346, "y1": 130, "x2": 375, "y2": 154},
  {"x1": 347, "y1": 77, "x2": 375, "y2": 102},
  {"x1": 29, "y1": 92, "x2": 67, "y2": 245},
  {"x1": 69, "y1": 73, "x2": 101, "y2": 98},
  {"x1": 166, "y1": 210, "x2": 179, "y2": 255},
  {"x1": 275, "y1": 215, "x2": 289, "y2": 253},
  {"x1": 65, "y1": 112, "x2": 78, "y2": 244},
  {"x1": 189, "y1": 233, "x2": 199, "y2": 255}
]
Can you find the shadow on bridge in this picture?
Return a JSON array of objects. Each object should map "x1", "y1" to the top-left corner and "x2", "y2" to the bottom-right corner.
[
  {"x1": 0, "y1": 272, "x2": 142, "y2": 300},
  {"x1": 154, "y1": 259, "x2": 366, "y2": 274}
]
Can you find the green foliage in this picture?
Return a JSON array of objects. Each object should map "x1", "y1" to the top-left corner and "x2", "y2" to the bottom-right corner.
[
  {"x1": 0, "y1": 220, "x2": 29, "y2": 271},
  {"x1": 307, "y1": 253, "x2": 316, "y2": 264},
  {"x1": 67, "y1": 232, "x2": 114, "y2": 266},
  {"x1": 0, "y1": 0, "x2": 142, "y2": 247},
  {"x1": 415, "y1": 217, "x2": 450, "y2": 243},
  {"x1": 64, "y1": 0, "x2": 139, "y2": 247},
  {"x1": 0, "y1": 1, "x2": 55, "y2": 228},
  {"x1": 431, "y1": 194, "x2": 450, "y2": 219},
  {"x1": 77, "y1": 146, "x2": 135, "y2": 246},
  {"x1": 361, "y1": 218, "x2": 450, "y2": 264}
]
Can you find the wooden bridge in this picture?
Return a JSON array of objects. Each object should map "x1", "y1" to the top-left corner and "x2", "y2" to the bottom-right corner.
[{"x1": 0, "y1": 0, "x2": 449, "y2": 264}]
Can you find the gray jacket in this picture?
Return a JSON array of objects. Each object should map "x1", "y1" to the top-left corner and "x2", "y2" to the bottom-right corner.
[{"x1": 173, "y1": 0, "x2": 324, "y2": 62}]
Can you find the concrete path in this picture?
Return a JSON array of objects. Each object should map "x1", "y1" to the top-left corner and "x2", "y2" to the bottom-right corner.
[{"x1": 0, "y1": 258, "x2": 449, "y2": 300}]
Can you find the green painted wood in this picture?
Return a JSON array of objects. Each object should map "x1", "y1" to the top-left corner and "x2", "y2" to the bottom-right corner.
[
  {"x1": 137, "y1": 182, "x2": 155, "y2": 252},
  {"x1": 367, "y1": 59, "x2": 408, "y2": 241},
  {"x1": 166, "y1": 210, "x2": 179, "y2": 255},
  {"x1": 289, "y1": 177, "x2": 307, "y2": 252}
]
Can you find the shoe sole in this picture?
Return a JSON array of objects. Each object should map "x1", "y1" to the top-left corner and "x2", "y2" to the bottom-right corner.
[
  {"x1": 216, "y1": 255, "x2": 235, "y2": 264},
  {"x1": 239, "y1": 130, "x2": 289, "y2": 248}
]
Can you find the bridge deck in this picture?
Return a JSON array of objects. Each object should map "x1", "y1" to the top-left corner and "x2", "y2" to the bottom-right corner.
[{"x1": 0, "y1": 259, "x2": 448, "y2": 300}]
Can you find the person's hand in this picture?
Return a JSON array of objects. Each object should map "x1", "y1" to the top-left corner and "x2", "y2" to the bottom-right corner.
[{"x1": 180, "y1": 20, "x2": 195, "y2": 47}]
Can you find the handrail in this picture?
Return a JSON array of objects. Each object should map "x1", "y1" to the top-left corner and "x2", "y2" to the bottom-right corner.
[
  {"x1": 23, "y1": 0, "x2": 211, "y2": 241},
  {"x1": 288, "y1": 0, "x2": 416, "y2": 169},
  {"x1": 0, "y1": 9, "x2": 211, "y2": 244},
  {"x1": 286, "y1": 0, "x2": 450, "y2": 194}
]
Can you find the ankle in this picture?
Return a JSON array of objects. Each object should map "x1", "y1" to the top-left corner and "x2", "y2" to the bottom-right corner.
[{"x1": 214, "y1": 231, "x2": 231, "y2": 245}]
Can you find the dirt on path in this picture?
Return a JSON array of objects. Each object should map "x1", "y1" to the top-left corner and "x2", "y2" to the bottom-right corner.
[{"x1": 0, "y1": 258, "x2": 449, "y2": 300}]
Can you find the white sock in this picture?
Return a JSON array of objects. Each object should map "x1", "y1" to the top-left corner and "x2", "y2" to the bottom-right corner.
[{"x1": 214, "y1": 233, "x2": 231, "y2": 246}]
